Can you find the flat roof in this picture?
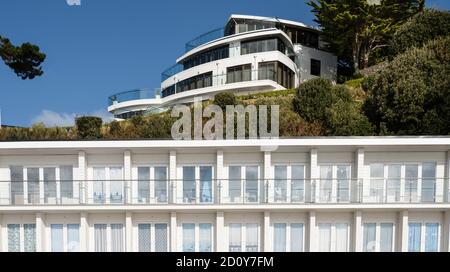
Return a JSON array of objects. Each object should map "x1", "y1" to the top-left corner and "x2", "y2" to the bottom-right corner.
[{"x1": 227, "y1": 14, "x2": 321, "y2": 32}]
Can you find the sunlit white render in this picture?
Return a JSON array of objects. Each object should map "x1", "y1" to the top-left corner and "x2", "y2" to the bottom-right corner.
[
  {"x1": 0, "y1": 137, "x2": 449, "y2": 252},
  {"x1": 107, "y1": 14, "x2": 337, "y2": 120}
]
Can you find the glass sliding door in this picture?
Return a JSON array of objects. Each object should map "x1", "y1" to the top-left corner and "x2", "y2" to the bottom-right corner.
[
  {"x1": 318, "y1": 224, "x2": 331, "y2": 252},
  {"x1": 10, "y1": 166, "x2": 24, "y2": 205},
  {"x1": 408, "y1": 223, "x2": 421, "y2": 252},
  {"x1": 109, "y1": 167, "x2": 123, "y2": 204},
  {"x1": 44, "y1": 167, "x2": 56, "y2": 204},
  {"x1": 425, "y1": 223, "x2": 439, "y2": 252},
  {"x1": 155, "y1": 224, "x2": 168, "y2": 252},
  {"x1": 182, "y1": 223, "x2": 195, "y2": 252},
  {"x1": 380, "y1": 223, "x2": 394, "y2": 252},
  {"x1": 246, "y1": 224, "x2": 258, "y2": 252},
  {"x1": 94, "y1": 224, "x2": 107, "y2": 252},
  {"x1": 93, "y1": 168, "x2": 106, "y2": 203},
  {"x1": 229, "y1": 223, "x2": 242, "y2": 252},
  {"x1": 405, "y1": 164, "x2": 418, "y2": 202},
  {"x1": 245, "y1": 166, "x2": 258, "y2": 203},
  {"x1": 337, "y1": 166, "x2": 350, "y2": 202},
  {"x1": 137, "y1": 167, "x2": 150, "y2": 203},
  {"x1": 183, "y1": 167, "x2": 196, "y2": 203},
  {"x1": 335, "y1": 224, "x2": 349, "y2": 252},
  {"x1": 370, "y1": 164, "x2": 384, "y2": 203},
  {"x1": 51, "y1": 224, "x2": 64, "y2": 252},
  {"x1": 228, "y1": 166, "x2": 241, "y2": 203},
  {"x1": 27, "y1": 168, "x2": 40, "y2": 204},
  {"x1": 24, "y1": 224, "x2": 36, "y2": 252},
  {"x1": 291, "y1": 165, "x2": 304, "y2": 203},
  {"x1": 60, "y1": 166, "x2": 74, "y2": 203},
  {"x1": 291, "y1": 223, "x2": 304, "y2": 252},
  {"x1": 273, "y1": 223, "x2": 287, "y2": 252},
  {"x1": 363, "y1": 223, "x2": 376, "y2": 252},
  {"x1": 199, "y1": 223, "x2": 212, "y2": 252},
  {"x1": 67, "y1": 224, "x2": 80, "y2": 252},
  {"x1": 138, "y1": 224, "x2": 151, "y2": 252},
  {"x1": 319, "y1": 166, "x2": 332, "y2": 203},
  {"x1": 200, "y1": 166, "x2": 212, "y2": 203},
  {"x1": 387, "y1": 165, "x2": 401, "y2": 202},
  {"x1": 154, "y1": 167, "x2": 168, "y2": 203},
  {"x1": 274, "y1": 166, "x2": 287, "y2": 202},
  {"x1": 421, "y1": 162, "x2": 436, "y2": 202},
  {"x1": 7, "y1": 224, "x2": 20, "y2": 252}
]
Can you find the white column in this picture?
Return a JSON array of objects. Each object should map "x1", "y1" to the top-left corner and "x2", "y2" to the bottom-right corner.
[
  {"x1": 0, "y1": 214, "x2": 3, "y2": 251},
  {"x1": 310, "y1": 149, "x2": 318, "y2": 203},
  {"x1": 169, "y1": 151, "x2": 177, "y2": 204},
  {"x1": 36, "y1": 212, "x2": 45, "y2": 252},
  {"x1": 80, "y1": 212, "x2": 88, "y2": 252},
  {"x1": 398, "y1": 210, "x2": 409, "y2": 252},
  {"x1": 216, "y1": 211, "x2": 225, "y2": 252},
  {"x1": 124, "y1": 150, "x2": 132, "y2": 204},
  {"x1": 263, "y1": 211, "x2": 271, "y2": 252},
  {"x1": 444, "y1": 211, "x2": 450, "y2": 252},
  {"x1": 216, "y1": 150, "x2": 224, "y2": 204},
  {"x1": 264, "y1": 151, "x2": 272, "y2": 203},
  {"x1": 170, "y1": 211, "x2": 177, "y2": 252},
  {"x1": 78, "y1": 151, "x2": 87, "y2": 204},
  {"x1": 308, "y1": 211, "x2": 316, "y2": 252},
  {"x1": 125, "y1": 212, "x2": 132, "y2": 252},
  {"x1": 355, "y1": 148, "x2": 364, "y2": 203},
  {"x1": 353, "y1": 211, "x2": 362, "y2": 252}
]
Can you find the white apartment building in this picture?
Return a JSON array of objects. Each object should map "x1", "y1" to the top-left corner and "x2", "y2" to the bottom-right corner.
[
  {"x1": 0, "y1": 137, "x2": 449, "y2": 252},
  {"x1": 107, "y1": 14, "x2": 337, "y2": 119}
]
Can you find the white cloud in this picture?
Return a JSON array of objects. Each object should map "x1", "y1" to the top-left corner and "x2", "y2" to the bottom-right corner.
[
  {"x1": 66, "y1": 0, "x2": 81, "y2": 6},
  {"x1": 32, "y1": 109, "x2": 113, "y2": 127}
]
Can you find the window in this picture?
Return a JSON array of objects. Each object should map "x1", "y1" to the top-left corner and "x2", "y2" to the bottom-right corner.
[
  {"x1": 155, "y1": 224, "x2": 168, "y2": 252},
  {"x1": 258, "y1": 61, "x2": 295, "y2": 89},
  {"x1": 44, "y1": 167, "x2": 56, "y2": 204},
  {"x1": 319, "y1": 166, "x2": 332, "y2": 202},
  {"x1": 246, "y1": 224, "x2": 259, "y2": 252},
  {"x1": 241, "y1": 38, "x2": 286, "y2": 55},
  {"x1": 335, "y1": 224, "x2": 348, "y2": 252},
  {"x1": 27, "y1": 168, "x2": 40, "y2": 204},
  {"x1": 137, "y1": 167, "x2": 150, "y2": 203},
  {"x1": 380, "y1": 223, "x2": 394, "y2": 252},
  {"x1": 291, "y1": 223, "x2": 304, "y2": 252},
  {"x1": 7, "y1": 224, "x2": 20, "y2": 252},
  {"x1": 137, "y1": 166, "x2": 168, "y2": 204},
  {"x1": 199, "y1": 223, "x2": 212, "y2": 252},
  {"x1": 387, "y1": 165, "x2": 401, "y2": 202},
  {"x1": 229, "y1": 223, "x2": 242, "y2": 252},
  {"x1": 408, "y1": 223, "x2": 421, "y2": 252},
  {"x1": 110, "y1": 167, "x2": 124, "y2": 204},
  {"x1": 92, "y1": 166, "x2": 124, "y2": 204},
  {"x1": 155, "y1": 166, "x2": 168, "y2": 203},
  {"x1": 94, "y1": 224, "x2": 107, "y2": 252},
  {"x1": 336, "y1": 166, "x2": 350, "y2": 202},
  {"x1": 8, "y1": 223, "x2": 39, "y2": 252},
  {"x1": 363, "y1": 223, "x2": 377, "y2": 252},
  {"x1": 183, "y1": 45, "x2": 229, "y2": 70},
  {"x1": 227, "y1": 64, "x2": 251, "y2": 84},
  {"x1": 245, "y1": 166, "x2": 259, "y2": 203},
  {"x1": 228, "y1": 166, "x2": 241, "y2": 203},
  {"x1": 405, "y1": 164, "x2": 418, "y2": 202},
  {"x1": 200, "y1": 167, "x2": 213, "y2": 203},
  {"x1": 318, "y1": 223, "x2": 348, "y2": 252},
  {"x1": 425, "y1": 223, "x2": 439, "y2": 252},
  {"x1": 291, "y1": 165, "x2": 305, "y2": 203},
  {"x1": 67, "y1": 224, "x2": 80, "y2": 252},
  {"x1": 60, "y1": 166, "x2": 74, "y2": 203},
  {"x1": 51, "y1": 224, "x2": 64, "y2": 252},
  {"x1": 422, "y1": 162, "x2": 436, "y2": 202},
  {"x1": 138, "y1": 224, "x2": 151, "y2": 252},
  {"x1": 183, "y1": 223, "x2": 196, "y2": 252},
  {"x1": 318, "y1": 223, "x2": 331, "y2": 252},
  {"x1": 10, "y1": 166, "x2": 24, "y2": 205},
  {"x1": 310, "y1": 59, "x2": 321, "y2": 76},
  {"x1": 274, "y1": 166, "x2": 287, "y2": 202},
  {"x1": 162, "y1": 72, "x2": 213, "y2": 98},
  {"x1": 370, "y1": 164, "x2": 384, "y2": 202},
  {"x1": 111, "y1": 224, "x2": 124, "y2": 252},
  {"x1": 274, "y1": 223, "x2": 287, "y2": 252},
  {"x1": 182, "y1": 166, "x2": 213, "y2": 204}
]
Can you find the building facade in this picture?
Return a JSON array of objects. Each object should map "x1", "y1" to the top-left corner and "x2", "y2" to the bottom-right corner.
[
  {"x1": 107, "y1": 15, "x2": 337, "y2": 119},
  {"x1": 0, "y1": 137, "x2": 448, "y2": 252}
]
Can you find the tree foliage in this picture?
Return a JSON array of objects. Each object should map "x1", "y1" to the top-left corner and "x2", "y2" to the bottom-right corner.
[
  {"x1": 0, "y1": 36, "x2": 46, "y2": 79},
  {"x1": 363, "y1": 36, "x2": 450, "y2": 135},
  {"x1": 308, "y1": 0, "x2": 424, "y2": 72},
  {"x1": 214, "y1": 92, "x2": 237, "y2": 110},
  {"x1": 75, "y1": 116, "x2": 103, "y2": 139},
  {"x1": 390, "y1": 9, "x2": 450, "y2": 56}
]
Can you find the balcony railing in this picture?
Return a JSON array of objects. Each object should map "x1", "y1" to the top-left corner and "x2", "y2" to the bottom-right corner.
[
  {"x1": 108, "y1": 89, "x2": 158, "y2": 106},
  {"x1": 0, "y1": 178, "x2": 448, "y2": 206},
  {"x1": 185, "y1": 27, "x2": 225, "y2": 53}
]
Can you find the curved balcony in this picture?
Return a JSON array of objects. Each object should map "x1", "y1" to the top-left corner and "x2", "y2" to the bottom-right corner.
[
  {"x1": 108, "y1": 89, "x2": 158, "y2": 106},
  {"x1": 185, "y1": 27, "x2": 224, "y2": 53}
]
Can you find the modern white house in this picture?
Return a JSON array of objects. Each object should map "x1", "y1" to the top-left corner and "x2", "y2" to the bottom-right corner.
[
  {"x1": 0, "y1": 137, "x2": 449, "y2": 252},
  {"x1": 107, "y1": 14, "x2": 337, "y2": 120}
]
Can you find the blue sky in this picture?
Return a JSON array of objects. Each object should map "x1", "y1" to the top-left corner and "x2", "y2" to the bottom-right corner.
[{"x1": 1, "y1": 0, "x2": 449, "y2": 127}]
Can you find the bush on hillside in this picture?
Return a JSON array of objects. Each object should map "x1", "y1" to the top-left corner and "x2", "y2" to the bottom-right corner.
[
  {"x1": 390, "y1": 9, "x2": 450, "y2": 56},
  {"x1": 214, "y1": 92, "x2": 236, "y2": 110},
  {"x1": 293, "y1": 78, "x2": 334, "y2": 122},
  {"x1": 364, "y1": 36, "x2": 450, "y2": 135},
  {"x1": 75, "y1": 116, "x2": 103, "y2": 139}
]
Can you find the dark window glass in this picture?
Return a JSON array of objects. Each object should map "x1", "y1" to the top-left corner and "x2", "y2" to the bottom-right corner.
[
  {"x1": 227, "y1": 64, "x2": 252, "y2": 84},
  {"x1": 310, "y1": 59, "x2": 321, "y2": 76},
  {"x1": 182, "y1": 45, "x2": 229, "y2": 70}
]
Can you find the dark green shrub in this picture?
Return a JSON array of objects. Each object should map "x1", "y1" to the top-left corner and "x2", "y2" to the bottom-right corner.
[
  {"x1": 75, "y1": 116, "x2": 103, "y2": 139},
  {"x1": 214, "y1": 92, "x2": 236, "y2": 110},
  {"x1": 293, "y1": 78, "x2": 334, "y2": 122},
  {"x1": 364, "y1": 36, "x2": 450, "y2": 135},
  {"x1": 390, "y1": 9, "x2": 450, "y2": 56}
]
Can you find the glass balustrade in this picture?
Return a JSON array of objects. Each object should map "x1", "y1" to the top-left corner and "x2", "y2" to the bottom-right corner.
[
  {"x1": 0, "y1": 178, "x2": 448, "y2": 205},
  {"x1": 108, "y1": 89, "x2": 157, "y2": 106}
]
